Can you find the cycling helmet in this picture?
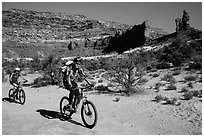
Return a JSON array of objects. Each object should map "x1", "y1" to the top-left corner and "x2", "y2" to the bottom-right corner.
[{"x1": 14, "y1": 67, "x2": 20, "y2": 71}]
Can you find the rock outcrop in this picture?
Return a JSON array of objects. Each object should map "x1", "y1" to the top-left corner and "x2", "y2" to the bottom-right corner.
[
  {"x1": 102, "y1": 21, "x2": 150, "y2": 53},
  {"x1": 175, "y1": 10, "x2": 190, "y2": 32}
]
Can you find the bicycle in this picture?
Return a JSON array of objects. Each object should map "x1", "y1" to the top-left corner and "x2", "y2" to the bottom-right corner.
[
  {"x1": 8, "y1": 80, "x2": 28, "y2": 105},
  {"x1": 60, "y1": 82, "x2": 98, "y2": 129}
]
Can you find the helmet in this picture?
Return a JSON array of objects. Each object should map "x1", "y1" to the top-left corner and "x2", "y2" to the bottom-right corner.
[
  {"x1": 73, "y1": 57, "x2": 82, "y2": 64},
  {"x1": 14, "y1": 67, "x2": 20, "y2": 72}
]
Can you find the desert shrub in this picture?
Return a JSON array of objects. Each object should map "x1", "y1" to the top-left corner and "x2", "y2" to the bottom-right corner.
[
  {"x1": 30, "y1": 56, "x2": 41, "y2": 71},
  {"x1": 98, "y1": 79, "x2": 104, "y2": 83},
  {"x1": 155, "y1": 95, "x2": 166, "y2": 102},
  {"x1": 154, "y1": 82, "x2": 162, "y2": 92},
  {"x1": 166, "y1": 83, "x2": 177, "y2": 90},
  {"x1": 191, "y1": 90, "x2": 202, "y2": 98},
  {"x1": 137, "y1": 78, "x2": 148, "y2": 85},
  {"x1": 187, "y1": 82, "x2": 193, "y2": 88},
  {"x1": 152, "y1": 73, "x2": 160, "y2": 77},
  {"x1": 107, "y1": 83, "x2": 114, "y2": 87},
  {"x1": 31, "y1": 75, "x2": 52, "y2": 88},
  {"x1": 156, "y1": 37, "x2": 202, "y2": 67},
  {"x1": 161, "y1": 74, "x2": 176, "y2": 84},
  {"x1": 95, "y1": 85, "x2": 108, "y2": 91},
  {"x1": 108, "y1": 52, "x2": 148, "y2": 96},
  {"x1": 179, "y1": 87, "x2": 189, "y2": 93},
  {"x1": 182, "y1": 91, "x2": 194, "y2": 100},
  {"x1": 184, "y1": 74, "x2": 198, "y2": 82},
  {"x1": 172, "y1": 70, "x2": 181, "y2": 76}
]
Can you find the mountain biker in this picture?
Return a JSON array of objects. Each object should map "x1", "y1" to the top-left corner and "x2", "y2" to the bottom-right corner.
[
  {"x1": 9, "y1": 67, "x2": 27, "y2": 93},
  {"x1": 61, "y1": 57, "x2": 92, "y2": 113}
]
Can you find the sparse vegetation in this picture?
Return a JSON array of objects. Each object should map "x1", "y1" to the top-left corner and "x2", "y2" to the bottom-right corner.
[
  {"x1": 161, "y1": 74, "x2": 176, "y2": 84},
  {"x1": 184, "y1": 74, "x2": 198, "y2": 82},
  {"x1": 178, "y1": 87, "x2": 189, "y2": 93},
  {"x1": 166, "y1": 83, "x2": 177, "y2": 90},
  {"x1": 108, "y1": 52, "x2": 148, "y2": 96}
]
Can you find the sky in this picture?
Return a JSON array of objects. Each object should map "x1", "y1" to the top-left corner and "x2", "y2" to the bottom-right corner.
[{"x1": 2, "y1": 1, "x2": 202, "y2": 33}]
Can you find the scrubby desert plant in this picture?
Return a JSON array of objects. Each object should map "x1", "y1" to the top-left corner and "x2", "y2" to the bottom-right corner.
[
  {"x1": 182, "y1": 91, "x2": 194, "y2": 100},
  {"x1": 95, "y1": 85, "x2": 108, "y2": 91},
  {"x1": 161, "y1": 74, "x2": 176, "y2": 84},
  {"x1": 108, "y1": 52, "x2": 148, "y2": 96},
  {"x1": 172, "y1": 70, "x2": 181, "y2": 76},
  {"x1": 184, "y1": 74, "x2": 198, "y2": 82},
  {"x1": 187, "y1": 82, "x2": 193, "y2": 88},
  {"x1": 152, "y1": 73, "x2": 160, "y2": 77},
  {"x1": 178, "y1": 87, "x2": 189, "y2": 93},
  {"x1": 166, "y1": 83, "x2": 177, "y2": 90},
  {"x1": 154, "y1": 82, "x2": 162, "y2": 92},
  {"x1": 98, "y1": 79, "x2": 104, "y2": 83},
  {"x1": 191, "y1": 90, "x2": 202, "y2": 98}
]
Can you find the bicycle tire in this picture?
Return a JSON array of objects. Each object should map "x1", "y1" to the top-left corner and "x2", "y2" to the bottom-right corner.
[
  {"x1": 18, "y1": 89, "x2": 26, "y2": 105},
  {"x1": 8, "y1": 88, "x2": 15, "y2": 101},
  {"x1": 60, "y1": 96, "x2": 73, "y2": 118},
  {"x1": 81, "y1": 100, "x2": 98, "y2": 128}
]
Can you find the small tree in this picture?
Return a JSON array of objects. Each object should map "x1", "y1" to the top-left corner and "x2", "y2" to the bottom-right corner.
[{"x1": 109, "y1": 52, "x2": 147, "y2": 96}]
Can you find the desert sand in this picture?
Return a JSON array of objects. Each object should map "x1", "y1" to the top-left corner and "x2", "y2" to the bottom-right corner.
[{"x1": 2, "y1": 69, "x2": 202, "y2": 135}]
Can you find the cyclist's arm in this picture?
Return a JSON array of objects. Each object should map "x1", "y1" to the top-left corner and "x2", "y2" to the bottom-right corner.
[
  {"x1": 9, "y1": 73, "x2": 13, "y2": 82},
  {"x1": 19, "y1": 73, "x2": 27, "y2": 81},
  {"x1": 66, "y1": 66, "x2": 72, "y2": 85}
]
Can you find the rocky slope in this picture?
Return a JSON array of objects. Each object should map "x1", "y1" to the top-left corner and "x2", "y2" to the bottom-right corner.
[{"x1": 2, "y1": 8, "x2": 168, "y2": 58}]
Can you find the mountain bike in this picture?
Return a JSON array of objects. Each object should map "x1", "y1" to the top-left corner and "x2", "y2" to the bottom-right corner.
[
  {"x1": 60, "y1": 83, "x2": 98, "y2": 129},
  {"x1": 8, "y1": 80, "x2": 27, "y2": 105}
]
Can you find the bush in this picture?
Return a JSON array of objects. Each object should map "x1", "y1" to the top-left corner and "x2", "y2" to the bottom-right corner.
[
  {"x1": 152, "y1": 73, "x2": 160, "y2": 77},
  {"x1": 98, "y1": 79, "x2": 104, "y2": 83},
  {"x1": 191, "y1": 90, "x2": 202, "y2": 98},
  {"x1": 166, "y1": 83, "x2": 177, "y2": 90},
  {"x1": 182, "y1": 91, "x2": 194, "y2": 100},
  {"x1": 156, "y1": 37, "x2": 202, "y2": 67},
  {"x1": 138, "y1": 78, "x2": 148, "y2": 85},
  {"x1": 187, "y1": 82, "x2": 193, "y2": 88},
  {"x1": 178, "y1": 87, "x2": 189, "y2": 93},
  {"x1": 161, "y1": 74, "x2": 176, "y2": 84},
  {"x1": 184, "y1": 74, "x2": 198, "y2": 82},
  {"x1": 95, "y1": 85, "x2": 108, "y2": 91},
  {"x1": 31, "y1": 75, "x2": 52, "y2": 88},
  {"x1": 172, "y1": 70, "x2": 181, "y2": 76},
  {"x1": 154, "y1": 82, "x2": 162, "y2": 92},
  {"x1": 108, "y1": 52, "x2": 147, "y2": 96}
]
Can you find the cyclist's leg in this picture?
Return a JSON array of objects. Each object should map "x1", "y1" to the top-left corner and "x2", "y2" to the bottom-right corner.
[
  {"x1": 71, "y1": 81, "x2": 79, "y2": 111},
  {"x1": 74, "y1": 88, "x2": 82, "y2": 111}
]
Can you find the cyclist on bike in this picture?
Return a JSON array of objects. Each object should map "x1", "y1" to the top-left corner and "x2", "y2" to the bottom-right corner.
[
  {"x1": 61, "y1": 57, "x2": 91, "y2": 113},
  {"x1": 9, "y1": 67, "x2": 27, "y2": 93}
]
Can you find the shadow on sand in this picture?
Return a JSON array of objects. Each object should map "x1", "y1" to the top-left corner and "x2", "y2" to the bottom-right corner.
[
  {"x1": 36, "y1": 109, "x2": 87, "y2": 128},
  {"x1": 2, "y1": 97, "x2": 21, "y2": 104}
]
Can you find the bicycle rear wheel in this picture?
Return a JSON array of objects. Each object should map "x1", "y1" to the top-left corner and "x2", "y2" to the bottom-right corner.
[
  {"x1": 60, "y1": 96, "x2": 73, "y2": 118},
  {"x1": 18, "y1": 89, "x2": 26, "y2": 105},
  {"x1": 8, "y1": 89, "x2": 15, "y2": 101},
  {"x1": 81, "y1": 101, "x2": 98, "y2": 128}
]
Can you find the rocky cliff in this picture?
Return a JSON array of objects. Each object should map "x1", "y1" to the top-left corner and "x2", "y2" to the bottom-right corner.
[{"x1": 2, "y1": 8, "x2": 168, "y2": 58}]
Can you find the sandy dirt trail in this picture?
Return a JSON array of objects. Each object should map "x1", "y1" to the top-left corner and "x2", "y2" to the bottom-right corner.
[{"x1": 2, "y1": 74, "x2": 202, "y2": 135}]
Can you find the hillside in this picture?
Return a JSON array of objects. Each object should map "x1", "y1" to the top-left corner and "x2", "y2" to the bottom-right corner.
[{"x1": 2, "y1": 8, "x2": 168, "y2": 58}]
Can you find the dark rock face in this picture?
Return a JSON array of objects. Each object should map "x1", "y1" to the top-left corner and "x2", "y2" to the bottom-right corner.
[
  {"x1": 102, "y1": 21, "x2": 149, "y2": 54},
  {"x1": 175, "y1": 10, "x2": 190, "y2": 32}
]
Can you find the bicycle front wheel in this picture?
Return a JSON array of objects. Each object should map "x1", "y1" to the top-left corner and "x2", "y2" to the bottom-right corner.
[
  {"x1": 18, "y1": 89, "x2": 26, "y2": 105},
  {"x1": 81, "y1": 101, "x2": 98, "y2": 128}
]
